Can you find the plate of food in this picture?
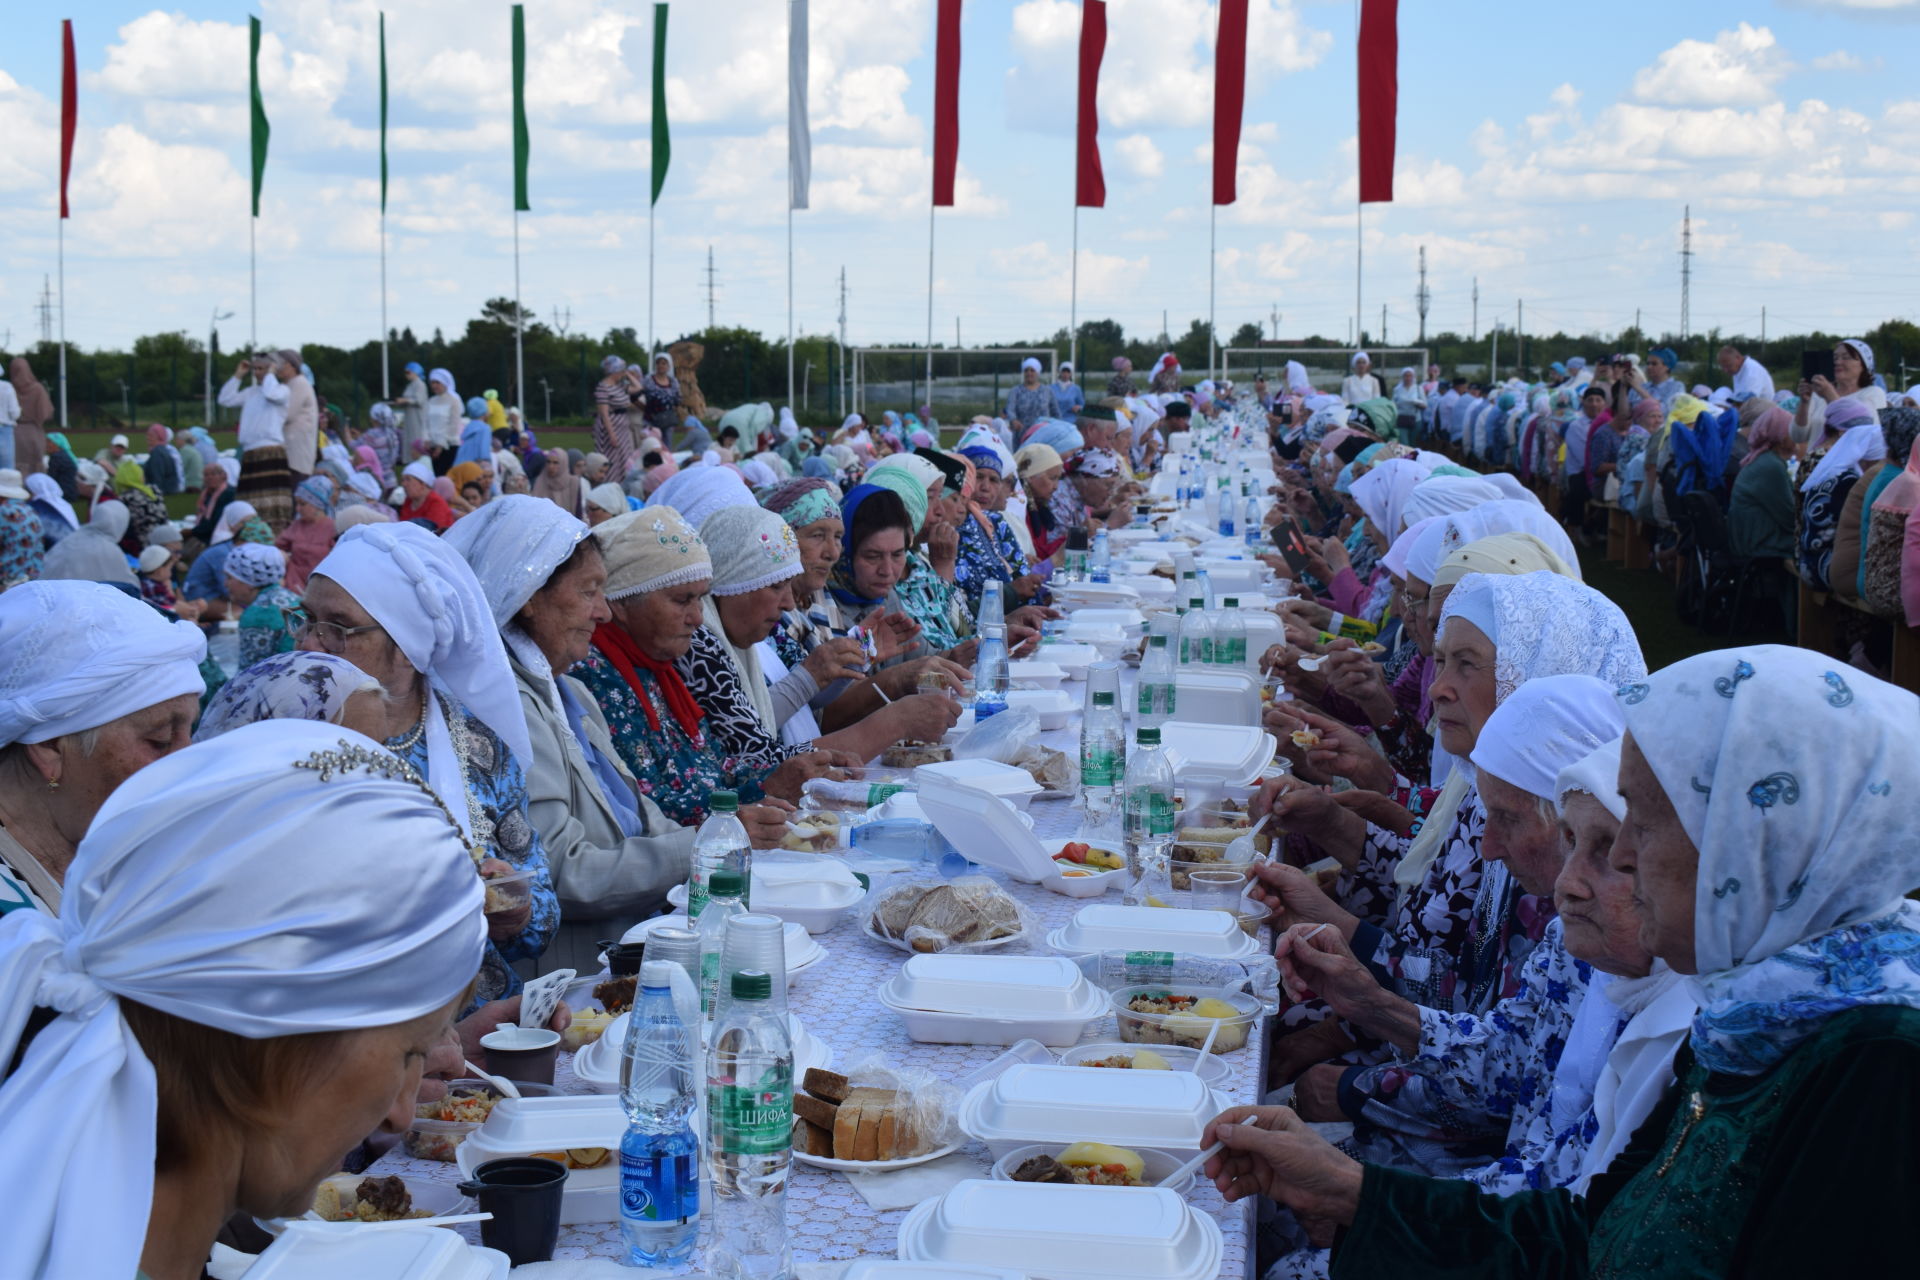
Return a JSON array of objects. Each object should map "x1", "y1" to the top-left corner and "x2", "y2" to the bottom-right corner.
[
  {"x1": 790, "y1": 1067, "x2": 967, "y2": 1172},
  {"x1": 864, "y1": 877, "x2": 1028, "y2": 954},
  {"x1": 993, "y1": 1142, "x2": 1192, "y2": 1194}
]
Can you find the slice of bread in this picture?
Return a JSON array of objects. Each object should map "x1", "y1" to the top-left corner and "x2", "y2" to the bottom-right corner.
[
  {"x1": 803, "y1": 1067, "x2": 852, "y2": 1104},
  {"x1": 798, "y1": 1118, "x2": 836, "y2": 1158},
  {"x1": 832, "y1": 1094, "x2": 864, "y2": 1160},
  {"x1": 793, "y1": 1092, "x2": 839, "y2": 1131}
]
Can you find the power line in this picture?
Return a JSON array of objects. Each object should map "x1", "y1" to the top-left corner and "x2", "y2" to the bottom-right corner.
[
  {"x1": 703, "y1": 246, "x2": 720, "y2": 332},
  {"x1": 1416, "y1": 246, "x2": 1430, "y2": 345},
  {"x1": 1679, "y1": 205, "x2": 1693, "y2": 343}
]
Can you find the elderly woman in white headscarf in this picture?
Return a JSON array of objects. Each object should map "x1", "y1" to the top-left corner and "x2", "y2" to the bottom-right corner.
[
  {"x1": 1005, "y1": 357, "x2": 1060, "y2": 432},
  {"x1": 645, "y1": 464, "x2": 756, "y2": 532},
  {"x1": 0, "y1": 720, "x2": 485, "y2": 1280},
  {"x1": 447, "y1": 496, "x2": 786, "y2": 966},
  {"x1": 301, "y1": 522, "x2": 557, "y2": 1000},
  {"x1": 1212, "y1": 646, "x2": 1920, "y2": 1278},
  {"x1": 38, "y1": 498, "x2": 135, "y2": 586},
  {"x1": 1253, "y1": 572, "x2": 1645, "y2": 1081},
  {"x1": 0, "y1": 582, "x2": 205, "y2": 917}
]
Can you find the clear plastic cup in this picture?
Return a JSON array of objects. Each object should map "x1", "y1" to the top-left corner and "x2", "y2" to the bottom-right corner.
[
  {"x1": 1187, "y1": 869, "x2": 1245, "y2": 913},
  {"x1": 714, "y1": 913, "x2": 788, "y2": 1024}
]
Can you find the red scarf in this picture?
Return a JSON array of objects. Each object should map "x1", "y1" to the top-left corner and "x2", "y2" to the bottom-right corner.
[{"x1": 592, "y1": 621, "x2": 704, "y2": 739}]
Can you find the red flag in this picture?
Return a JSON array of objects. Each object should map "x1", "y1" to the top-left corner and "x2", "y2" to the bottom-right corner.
[
  {"x1": 1074, "y1": 0, "x2": 1106, "y2": 208},
  {"x1": 59, "y1": 19, "x2": 76, "y2": 219},
  {"x1": 1357, "y1": 0, "x2": 1398, "y2": 204},
  {"x1": 1212, "y1": 0, "x2": 1247, "y2": 205},
  {"x1": 931, "y1": 0, "x2": 962, "y2": 207}
]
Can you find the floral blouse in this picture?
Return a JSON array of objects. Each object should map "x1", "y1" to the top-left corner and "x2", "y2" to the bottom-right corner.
[
  {"x1": 237, "y1": 583, "x2": 301, "y2": 671},
  {"x1": 571, "y1": 644, "x2": 772, "y2": 828},
  {"x1": 894, "y1": 550, "x2": 971, "y2": 654},
  {"x1": 0, "y1": 499, "x2": 44, "y2": 585},
  {"x1": 674, "y1": 626, "x2": 811, "y2": 773},
  {"x1": 953, "y1": 510, "x2": 1031, "y2": 612},
  {"x1": 385, "y1": 693, "x2": 559, "y2": 1006},
  {"x1": 1005, "y1": 383, "x2": 1059, "y2": 426}
]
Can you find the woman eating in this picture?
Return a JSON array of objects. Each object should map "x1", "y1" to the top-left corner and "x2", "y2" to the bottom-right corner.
[
  {"x1": 225, "y1": 543, "x2": 301, "y2": 669},
  {"x1": 1015, "y1": 443, "x2": 1069, "y2": 570},
  {"x1": 0, "y1": 581, "x2": 206, "y2": 917},
  {"x1": 301, "y1": 522, "x2": 558, "y2": 999},
  {"x1": 275, "y1": 475, "x2": 338, "y2": 594},
  {"x1": 864, "y1": 453, "x2": 976, "y2": 656},
  {"x1": 0, "y1": 719, "x2": 486, "y2": 1279},
  {"x1": 396, "y1": 458, "x2": 455, "y2": 531},
  {"x1": 1206, "y1": 645, "x2": 1920, "y2": 1278}
]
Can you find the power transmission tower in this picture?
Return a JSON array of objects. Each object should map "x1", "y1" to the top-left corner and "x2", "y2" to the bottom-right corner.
[
  {"x1": 703, "y1": 246, "x2": 720, "y2": 332},
  {"x1": 1416, "y1": 246, "x2": 1430, "y2": 345},
  {"x1": 1679, "y1": 205, "x2": 1692, "y2": 344},
  {"x1": 1380, "y1": 304, "x2": 1387, "y2": 346},
  {"x1": 550, "y1": 305, "x2": 572, "y2": 340},
  {"x1": 37, "y1": 276, "x2": 54, "y2": 344},
  {"x1": 1471, "y1": 276, "x2": 1479, "y2": 343},
  {"x1": 1269, "y1": 303, "x2": 1280, "y2": 343},
  {"x1": 837, "y1": 267, "x2": 848, "y2": 414}
]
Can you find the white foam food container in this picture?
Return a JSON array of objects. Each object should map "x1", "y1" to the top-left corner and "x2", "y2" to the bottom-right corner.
[
  {"x1": 988, "y1": 1143, "x2": 1196, "y2": 1195},
  {"x1": 1046, "y1": 903, "x2": 1264, "y2": 960},
  {"x1": 1158, "y1": 721, "x2": 1276, "y2": 785},
  {"x1": 1007, "y1": 686, "x2": 1074, "y2": 729},
  {"x1": 1062, "y1": 606, "x2": 1144, "y2": 631},
  {"x1": 1053, "y1": 1040, "x2": 1232, "y2": 1088},
  {"x1": 915, "y1": 758, "x2": 1045, "y2": 807},
  {"x1": 959, "y1": 1064, "x2": 1229, "y2": 1158},
  {"x1": 880, "y1": 955, "x2": 1107, "y2": 1047},
  {"x1": 454, "y1": 1095, "x2": 622, "y2": 1224},
  {"x1": 572, "y1": 1012, "x2": 830, "y2": 1093},
  {"x1": 899, "y1": 1180, "x2": 1224, "y2": 1280},
  {"x1": 1048, "y1": 582, "x2": 1143, "y2": 607},
  {"x1": 1170, "y1": 670, "x2": 1260, "y2": 727},
  {"x1": 1033, "y1": 642, "x2": 1101, "y2": 680},
  {"x1": 844, "y1": 1261, "x2": 1027, "y2": 1280},
  {"x1": 917, "y1": 774, "x2": 1058, "y2": 881},
  {"x1": 1006, "y1": 659, "x2": 1068, "y2": 689},
  {"x1": 248, "y1": 1224, "x2": 507, "y2": 1280}
]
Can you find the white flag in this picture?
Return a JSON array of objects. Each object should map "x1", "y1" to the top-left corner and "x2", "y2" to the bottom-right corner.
[{"x1": 789, "y1": 0, "x2": 810, "y2": 210}]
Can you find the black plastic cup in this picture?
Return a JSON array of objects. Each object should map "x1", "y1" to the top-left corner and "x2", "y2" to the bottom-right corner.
[
  {"x1": 602, "y1": 939, "x2": 646, "y2": 977},
  {"x1": 457, "y1": 1156, "x2": 566, "y2": 1265}
]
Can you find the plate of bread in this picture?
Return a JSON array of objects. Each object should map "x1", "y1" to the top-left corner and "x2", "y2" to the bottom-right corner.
[{"x1": 790, "y1": 1066, "x2": 967, "y2": 1172}]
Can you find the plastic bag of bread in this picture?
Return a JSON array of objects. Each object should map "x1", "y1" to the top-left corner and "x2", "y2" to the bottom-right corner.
[
  {"x1": 1010, "y1": 743, "x2": 1076, "y2": 792},
  {"x1": 791, "y1": 1052, "x2": 962, "y2": 1163},
  {"x1": 862, "y1": 874, "x2": 1034, "y2": 954},
  {"x1": 949, "y1": 707, "x2": 1040, "y2": 766}
]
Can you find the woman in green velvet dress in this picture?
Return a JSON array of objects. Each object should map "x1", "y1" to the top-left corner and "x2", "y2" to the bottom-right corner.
[{"x1": 1207, "y1": 644, "x2": 1920, "y2": 1278}]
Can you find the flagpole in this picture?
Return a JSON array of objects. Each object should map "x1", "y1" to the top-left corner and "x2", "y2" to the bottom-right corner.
[
  {"x1": 925, "y1": 202, "x2": 935, "y2": 400},
  {"x1": 250, "y1": 214, "x2": 257, "y2": 349},
  {"x1": 786, "y1": 0, "x2": 795, "y2": 408},
  {"x1": 380, "y1": 210, "x2": 389, "y2": 399},
  {"x1": 1069, "y1": 207, "x2": 1079, "y2": 375},
  {"x1": 1353, "y1": 0, "x2": 1362, "y2": 347},
  {"x1": 648, "y1": 208, "x2": 655, "y2": 354},
  {"x1": 513, "y1": 208, "x2": 524, "y2": 415},
  {"x1": 1208, "y1": 203, "x2": 1217, "y2": 381},
  {"x1": 56, "y1": 218, "x2": 67, "y2": 430}
]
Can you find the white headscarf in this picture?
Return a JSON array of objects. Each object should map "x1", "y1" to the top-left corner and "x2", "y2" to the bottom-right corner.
[
  {"x1": 1398, "y1": 475, "x2": 1505, "y2": 529},
  {"x1": 210, "y1": 499, "x2": 258, "y2": 544},
  {"x1": 402, "y1": 457, "x2": 436, "y2": 488},
  {"x1": 1379, "y1": 516, "x2": 1444, "y2": 582},
  {"x1": 1285, "y1": 361, "x2": 1312, "y2": 394},
  {"x1": 1618, "y1": 645, "x2": 1920, "y2": 1076},
  {"x1": 1469, "y1": 675, "x2": 1624, "y2": 807},
  {"x1": 1349, "y1": 458, "x2": 1427, "y2": 539},
  {"x1": 645, "y1": 466, "x2": 755, "y2": 531},
  {"x1": 25, "y1": 474, "x2": 77, "y2": 532},
  {"x1": 428, "y1": 366, "x2": 457, "y2": 399},
  {"x1": 309, "y1": 523, "x2": 531, "y2": 840},
  {"x1": 1481, "y1": 472, "x2": 1542, "y2": 508},
  {"x1": 1800, "y1": 421, "x2": 1885, "y2": 493},
  {"x1": 0, "y1": 581, "x2": 207, "y2": 746},
  {"x1": 1440, "y1": 499, "x2": 1582, "y2": 580},
  {"x1": 0, "y1": 720, "x2": 485, "y2": 1279}
]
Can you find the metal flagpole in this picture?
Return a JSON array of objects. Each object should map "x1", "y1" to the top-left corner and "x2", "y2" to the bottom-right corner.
[
  {"x1": 1070, "y1": 206, "x2": 1079, "y2": 373},
  {"x1": 786, "y1": 0, "x2": 796, "y2": 407},
  {"x1": 1352, "y1": 0, "x2": 1362, "y2": 348},
  {"x1": 925, "y1": 202, "x2": 934, "y2": 398},
  {"x1": 56, "y1": 218, "x2": 67, "y2": 429},
  {"x1": 648, "y1": 209, "x2": 655, "y2": 355},
  {"x1": 250, "y1": 215, "x2": 257, "y2": 349},
  {"x1": 512, "y1": 209, "x2": 524, "y2": 414},
  {"x1": 380, "y1": 209, "x2": 389, "y2": 399},
  {"x1": 1208, "y1": 203, "x2": 1217, "y2": 380}
]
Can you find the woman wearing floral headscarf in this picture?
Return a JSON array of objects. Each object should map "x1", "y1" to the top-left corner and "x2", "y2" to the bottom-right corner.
[
  {"x1": 108, "y1": 459, "x2": 168, "y2": 552},
  {"x1": 1213, "y1": 646, "x2": 1920, "y2": 1280},
  {"x1": 225, "y1": 543, "x2": 301, "y2": 668},
  {"x1": 274, "y1": 474, "x2": 338, "y2": 594}
]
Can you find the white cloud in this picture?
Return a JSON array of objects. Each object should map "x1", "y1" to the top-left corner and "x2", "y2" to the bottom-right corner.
[
  {"x1": 987, "y1": 240, "x2": 1153, "y2": 308},
  {"x1": 1115, "y1": 134, "x2": 1165, "y2": 179},
  {"x1": 1631, "y1": 23, "x2": 1791, "y2": 109},
  {"x1": 1811, "y1": 50, "x2": 1868, "y2": 70}
]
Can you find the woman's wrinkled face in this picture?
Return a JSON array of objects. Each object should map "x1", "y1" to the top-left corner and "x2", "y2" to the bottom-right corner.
[
  {"x1": 977, "y1": 469, "x2": 1008, "y2": 511},
  {"x1": 615, "y1": 580, "x2": 711, "y2": 662},
  {"x1": 1024, "y1": 466, "x2": 1060, "y2": 503},
  {"x1": 39, "y1": 695, "x2": 198, "y2": 847},
  {"x1": 1609, "y1": 732, "x2": 1701, "y2": 974},
  {"x1": 1477, "y1": 770, "x2": 1568, "y2": 899},
  {"x1": 716, "y1": 582, "x2": 791, "y2": 648},
  {"x1": 238, "y1": 1002, "x2": 458, "y2": 1220},
  {"x1": 1555, "y1": 793, "x2": 1651, "y2": 978},
  {"x1": 402, "y1": 476, "x2": 430, "y2": 504},
  {"x1": 793, "y1": 517, "x2": 842, "y2": 590},
  {"x1": 224, "y1": 575, "x2": 261, "y2": 609},
  {"x1": 297, "y1": 576, "x2": 415, "y2": 696},
  {"x1": 521, "y1": 547, "x2": 612, "y2": 672},
  {"x1": 1428, "y1": 616, "x2": 1498, "y2": 756},
  {"x1": 852, "y1": 526, "x2": 909, "y2": 599}
]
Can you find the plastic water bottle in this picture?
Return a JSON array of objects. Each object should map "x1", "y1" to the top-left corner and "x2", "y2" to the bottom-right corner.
[
  {"x1": 1196, "y1": 567, "x2": 1218, "y2": 610},
  {"x1": 1137, "y1": 633, "x2": 1177, "y2": 727},
  {"x1": 706, "y1": 969, "x2": 794, "y2": 1280},
  {"x1": 696, "y1": 871, "x2": 747, "y2": 1020},
  {"x1": 1089, "y1": 529, "x2": 1112, "y2": 584},
  {"x1": 1124, "y1": 728, "x2": 1176, "y2": 906},
  {"x1": 1179, "y1": 597, "x2": 1213, "y2": 665},
  {"x1": 976, "y1": 577, "x2": 1004, "y2": 633},
  {"x1": 1215, "y1": 599, "x2": 1247, "y2": 666},
  {"x1": 687, "y1": 791, "x2": 752, "y2": 922},
  {"x1": 1177, "y1": 456, "x2": 1192, "y2": 506},
  {"x1": 1216, "y1": 477, "x2": 1236, "y2": 538},
  {"x1": 1243, "y1": 493, "x2": 1264, "y2": 548},
  {"x1": 972, "y1": 623, "x2": 1010, "y2": 720},
  {"x1": 619, "y1": 962, "x2": 701, "y2": 1269},
  {"x1": 1079, "y1": 689, "x2": 1125, "y2": 828}
]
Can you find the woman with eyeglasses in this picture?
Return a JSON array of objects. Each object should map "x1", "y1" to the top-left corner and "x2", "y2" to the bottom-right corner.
[{"x1": 298, "y1": 522, "x2": 559, "y2": 1004}]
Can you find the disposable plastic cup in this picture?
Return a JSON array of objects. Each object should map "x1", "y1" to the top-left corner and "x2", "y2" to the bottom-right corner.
[
  {"x1": 1187, "y1": 869, "x2": 1244, "y2": 913},
  {"x1": 713, "y1": 912, "x2": 788, "y2": 1023}
]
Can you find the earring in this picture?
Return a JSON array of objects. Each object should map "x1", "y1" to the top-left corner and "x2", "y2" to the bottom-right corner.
[{"x1": 45, "y1": 780, "x2": 59, "y2": 791}]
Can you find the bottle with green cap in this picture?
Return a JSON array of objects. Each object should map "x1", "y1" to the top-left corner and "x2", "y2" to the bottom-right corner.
[
  {"x1": 706, "y1": 967, "x2": 794, "y2": 1280},
  {"x1": 1124, "y1": 727, "x2": 1176, "y2": 906},
  {"x1": 1079, "y1": 687, "x2": 1125, "y2": 829},
  {"x1": 1215, "y1": 598, "x2": 1247, "y2": 666},
  {"x1": 687, "y1": 790, "x2": 751, "y2": 922},
  {"x1": 695, "y1": 870, "x2": 747, "y2": 1021}
]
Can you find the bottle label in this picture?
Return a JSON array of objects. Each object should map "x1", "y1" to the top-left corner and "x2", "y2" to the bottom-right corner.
[
  {"x1": 867, "y1": 782, "x2": 906, "y2": 807},
  {"x1": 1127, "y1": 789, "x2": 1175, "y2": 837},
  {"x1": 1165, "y1": 685, "x2": 1177, "y2": 715},
  {"x1": 709, "y1": 1060, "x2": 793, "y2": 1156},
  {"x1": 687, "y1": 872, "x2": 709, "y2": 922},
  {"x1": 1123, "y1": 951, "x2": 1176, "y2": 986},
  {"x1": 1136, "y1": 685, "x2": 1153, "y2": 716},
  {"x1": 699, "y1": 951, "x2": 719, "y2": 1014},
  {"x1": 621, "y1": 1145, "x2": 699, "y2": 1225},
  {"x1": 1082, "y1": 747, "x2": 1116, "y2": 788}
]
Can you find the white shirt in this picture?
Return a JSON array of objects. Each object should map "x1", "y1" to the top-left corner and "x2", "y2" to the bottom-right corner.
[
  {"x1": 1731, "y1": 355, "x2": 1775, "y2": 403},
  {"x1": 0, "y1": 380, "x2": 18, "y2": 427},
  {"x1": 425, "y1": 393, "x2": 463, "y2": 448},
  {"x1": 217, "y1": 373, "x2": 288, "y2": 452},
  {"x1": 1341, "y1": 373, "x2": 1382, "y2": 406}
]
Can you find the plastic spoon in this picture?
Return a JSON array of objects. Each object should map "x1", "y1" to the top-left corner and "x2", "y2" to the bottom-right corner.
[
  {"x1": 1222, "y1": 815, "x2": 1270, "y2": 865},
  {"x1": 1189, "y1": 1019, "x2": 1222, "y2": 1065},
  {"x1": 1157, "y1": 1114, "x2": 1260, "y2": 1188},
  {"x1": 463, "y1": 1057, "x2": 522, "y2": 1100}
]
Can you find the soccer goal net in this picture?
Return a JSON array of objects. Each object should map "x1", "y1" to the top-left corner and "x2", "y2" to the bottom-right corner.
[
  {"x1": 850, "y1": 347, "x2": 1061, "y2": 426},
  {"x1": 1221, "y1": 347, "x2": 1430, "y2": 396}
]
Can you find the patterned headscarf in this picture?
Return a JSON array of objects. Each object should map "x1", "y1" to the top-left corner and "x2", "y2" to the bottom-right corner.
[
  {"x1": 764, "y1": 477, "x2": 839, "y2": 529},
  {"x1": 195, "y1": 652, "x2": 382, "y2": 741},
  {"x1": 295, "y1": 474, "x2": 336, "y2": 517},
  {"x1": 224, "y1": 542, "x2": 287, "y2": 588}
]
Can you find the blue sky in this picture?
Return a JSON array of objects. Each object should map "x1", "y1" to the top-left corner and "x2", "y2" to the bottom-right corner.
[{"x1": 1, "y1": 0, "x2": 1916, "y2": 356}]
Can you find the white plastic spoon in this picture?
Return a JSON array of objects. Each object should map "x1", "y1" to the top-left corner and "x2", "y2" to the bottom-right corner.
[
  {"x1": 463, "y1": 1057, "x2": 522, "y2": 1100},
  {"x1": 1157, "y1": 1114, "x2": 1259, "y2": 1188}
]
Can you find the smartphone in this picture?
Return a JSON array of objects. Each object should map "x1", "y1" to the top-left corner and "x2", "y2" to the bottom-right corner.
[
  {"x1": 1801, "y1": 349, "x2": 1836, "y2": 384},
  {"x1": 1269, "y1": 519, "x2": 1315, "y2": 578}
]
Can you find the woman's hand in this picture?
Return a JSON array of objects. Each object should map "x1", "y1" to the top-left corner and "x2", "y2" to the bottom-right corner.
[
  {"x1": 1203, "y1": 1106, "x2": 1365, "y2": 1226},
  {"x1": 456, "y1": 994, "x2": 572, "y2": 1064},
  {"x1": 1247, "y1": 861, "x2": 1358, "y2": 939},
  {"x1": 1292, "y1": 707, "x2": 1396, "y2": 793},
  {"x1": 478, "y1": 858, "x2": 534, "y2": 941},
  {"x1": 1274, "y1": 920, "x2": 1379, "y2": 1011},
  {"x1": 801, "y1": 636, "x2": 868, "y2": 687},
  {"x1": 1006, "y1": 604, "x2": 1060, "y2": 631},
  {"x1": 1323, "y1": 648, "x2": 1396, "y2": 727},
  {"x1": 1006, "y1": 622, "x2": 1041, "y2": 658},
  {"x1": 1010, "y1": 573, "x2": 1047, "y2": 602},
  {"x1": 927, "y1": 521, "x2": 959, "y2": 578},
  {"x1": 944, "y1": 638, "x2": 979, "y2": 667},
  {"x1": 1810, "y1": 374, "x2": 1840, "y2": 403},
  {"x1": 856, "y1": 609, "x2": 921, "y2": 662},
  {"x1": 1277, "y1": 597, "x2": 1335, "y2": 633},
  {"x1": 740, "y1": 798, "x2": 798, "y2": 849},
  {"x1": 874, "y1": 691, "x2": 962, "y2": 744},
  {"x1": 760, "y1": 753, "x2": 845, "y2": 802},
  {"x1": 1290, "y1": 1065, "x2": 1349, "y2": 1123},
  {"x1": 1251, "y1": 780, "x2": 1368, "y2": 868},
  {"x1": 876, "y1": 655, "x2": 972, "y2": 700}
]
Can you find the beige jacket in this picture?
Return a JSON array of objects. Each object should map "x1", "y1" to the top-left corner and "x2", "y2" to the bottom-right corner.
[
  {"x1": 510, "y1": 655, "x2": 694, "y2": 974},
  {"x1": 282, "y1": 374, "x2": 319, "y2": 476}
]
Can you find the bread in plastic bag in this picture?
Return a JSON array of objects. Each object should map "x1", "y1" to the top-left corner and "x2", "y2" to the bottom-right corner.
[
  {"x1": 950, "y1": 707, "x2": 1040, "y2": 764},
  {"x1": 862, "y1": 874, "x2": 1034, "y2": 954},
  {"x1": 792, "y1": 1049, "x2": 961, "y2": 1162}
]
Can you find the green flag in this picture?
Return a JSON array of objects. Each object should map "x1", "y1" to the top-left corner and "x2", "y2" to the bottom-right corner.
[
  {"x1": 379, "y1": 11, "x2": 388, "y2": 213},
  {"x1": 650, "y1": 3, "x2": 670, "y2": 205},
  {"x1": 249, "y1": 15, "x2": 269, "y2": 217},
  {"x1": 511, "y1": 4, "x2": 530, "y2": 211}
]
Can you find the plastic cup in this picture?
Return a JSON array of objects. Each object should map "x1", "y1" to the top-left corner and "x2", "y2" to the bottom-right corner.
[
  {"x1": 1187, "y1": 869, "x2": 1245, "y2": 913},
  {"x1": 1084, "y1": 659, "x2": 1122, "y2": 705},
  {"x1": 714, "y1": 912, "x2": 788, "y2": 1024},
  {"x1": 645, "y1": 926, "x2": 700, "y2": 984},
  {"x1": 600, "y1": 939, "x2": 646, "y2": 978},
  {"x1": 479, "y1": 1026, "x2": 561, "y2": 1086},
  {"x1": 457, "y1": 1157, "x2": 566, "y2": 1266}
]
